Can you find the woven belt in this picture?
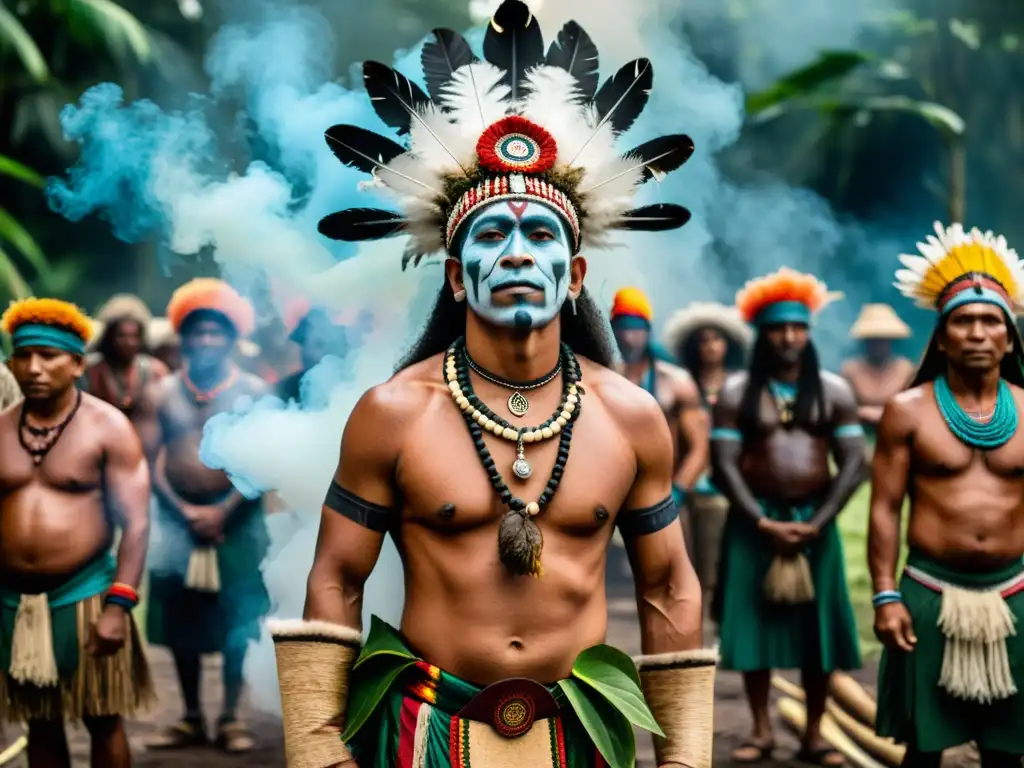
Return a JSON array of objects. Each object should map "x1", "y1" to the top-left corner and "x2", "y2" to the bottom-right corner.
[{"x1": 904, "y1": 564, "x2": 1024, "y2": 599}]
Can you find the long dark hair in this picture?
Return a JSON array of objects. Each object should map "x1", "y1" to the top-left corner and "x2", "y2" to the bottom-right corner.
[
  {"x1": 738, "y1": 333, "x2": 826, "y2": 436},
  {"x1": 396, "y1": 283, "x2": 616, "y2": 371},
  {"x1": 909, "y1": 313, "x2": 1024, "y2": 389},
  {"x1": 678, "y1": 327, "x2": 747, "y2": 401}
]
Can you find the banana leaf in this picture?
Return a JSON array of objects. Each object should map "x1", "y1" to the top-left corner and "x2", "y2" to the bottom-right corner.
[
  {"x1": 745, "y1": 50, "x2": 870, "y2": 116},
  {"x1": 558, "y1": 677, "x2": 636, "y2": 768},
  {"x1": 0, "y1": 4, "x2": 50, "y2": 83},
  {"x1": 0, "y1": 154, "x2": 45, "y2": 189},
  {"x1": 353, "y1": 614, "x2": 416, "y2": 670},
  {"x1": 0, "y1": 206, "x2": 54, "y2": 284},
  {"x1": 568, "y1": 644, "x2": 663, "y2": 736},
  {"x1": 342, "y1": 617, "x2": 417, "y2": 742}
]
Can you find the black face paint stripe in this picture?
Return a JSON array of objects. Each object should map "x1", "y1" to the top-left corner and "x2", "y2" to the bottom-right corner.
[
  {"x1": 552, "y1": 260, "x2": 567, "y2": 295},
  {"x1": 465, "y1": 260, "x2": 482, "y2": 301}
]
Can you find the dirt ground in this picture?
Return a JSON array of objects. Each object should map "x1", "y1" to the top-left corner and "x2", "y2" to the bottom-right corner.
[{"x1": 0, "y1": 568, "x2": 982, "y2": 767}]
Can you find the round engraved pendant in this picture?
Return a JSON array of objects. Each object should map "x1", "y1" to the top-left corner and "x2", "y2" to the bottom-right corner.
[
  {"x1": 507, "y1": 391, "x2": 529, "y2": 417},
  {"x1": 512, "y1": 457, "x2": 533, "y2": 480}
]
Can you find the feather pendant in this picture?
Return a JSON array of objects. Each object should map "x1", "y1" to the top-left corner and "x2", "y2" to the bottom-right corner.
[
  {"x1": 544, "y1": 21, "x2": 599, "y2": 101},
  {"x1": 324, "y1": 125, "x2": 406, "y2": 174},
  {"x1": 622, "y1": 134, "x2": 695, "y2": 183},
  {"x1": 363, "y1": 61, "x2": 432, "y2": 136},
  {"x1": 421, "y1": 28, "x2": 478, "y2": 103},
  {"x1": 318, "y1": 208, "x2": 407, "y2": 241},
  {"x1": 613, "y1": 203, "x2": 691, "y2": 232},
  {"x1": 592, "y1": 58, "x2": 653, "y2": 136},
  {"x1": 483, "y1": 0, "x2": 545, "y2": 103}
]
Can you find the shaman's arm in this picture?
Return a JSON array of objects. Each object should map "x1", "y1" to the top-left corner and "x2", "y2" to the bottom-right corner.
[
  {"x1": 271, "y1": 382, "x2": 416, "y2": 768},
  {"x1": 709, "y1": 375, "x2": 763, "y2": 523},
  {"x1": 618, "y1": 389, "x2": 715, "y2": 768},
  {"x1": 867, "y1": 396, "x2": 914, "y2": 594},
  {"x1": 810, "y1": 376, "x2": 867, "y2": 529},
  {"x1": 102, "y1": 408, "x2": 151, "y2": 591}
]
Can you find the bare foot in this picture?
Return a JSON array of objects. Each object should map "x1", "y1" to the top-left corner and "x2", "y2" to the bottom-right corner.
[{"x1": 732, "y1": 737, "x2": 775, "y2": 763}]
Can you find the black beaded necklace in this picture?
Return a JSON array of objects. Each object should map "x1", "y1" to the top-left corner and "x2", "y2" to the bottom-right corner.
[
  {"x1": 19, "y1": 390, "x2": 83, "y2": 466},
  {"x1": 445, "y1": 338, "x2": 583, "y2": 576}
]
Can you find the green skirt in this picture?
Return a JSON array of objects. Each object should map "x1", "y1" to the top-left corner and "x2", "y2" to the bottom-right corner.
[
  {"x1": 146, "y1": 496, "x2": 270, "y2": 653},
  {"x1": 877, "y1": 549, "x2": 1024, "y2": 753},
  {"x1": 345, "y1": 617, "x2": 659, "y2": 768},
  {"x1": 715, "y1": 500, "x2": 861, "y2": 672}
]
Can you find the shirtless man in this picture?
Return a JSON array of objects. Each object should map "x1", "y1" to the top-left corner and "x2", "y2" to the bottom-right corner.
[
  {"x1": 712, "y1": 269, "x2": 864, "y2": 766},
  {"x1": 840, "y1": 303, "x2": 914, "y2": 434},
  {"x1": 664, "y1": 301, "x2": 752, "y2": 639},
  {"x1": 137, "y1": 278, "x2": 270, "y2": 753},
  {"x1": 870, "y1": 223, "x2": 1024, "y2": 767},
  {"x1": 82, "y1": 294, "x2": 168, "y2": 426},
  {"x1": 268, "y1": 5, "x2": 716, "y2": 766},
  {"x1": 0, "y1": 298, "x2": 152, "y2": 767},
  {"x1": 611, "y1": 288, "x2": 708, "y2": 507}
]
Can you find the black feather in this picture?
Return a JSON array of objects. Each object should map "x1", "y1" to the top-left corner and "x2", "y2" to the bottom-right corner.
[
  {"x1": 324, "y1": 125, "x2": 406, "y2": 174},
  {"x1": 593, "y1": 58, "x2": 653, "y2": 135},
  {"x1": 362, "y1": 61, "x2": 432, "y2": 136},
  {"x1": 614, "y1": 204, "x2": 691, "y2": 232},
  {"x1": 483, "y1": 0, "x2": 545, "y2": 102},
  {"x1": 422, "y1": 28, "x2": 478, "y2": 103},
  {"x1": 401, "y1": 245, "x2": 430, "y2": 271},
  {"x1": 318, "y1": 208, "x2": 408, "y2": 241},
  {"x1": 622, "y1": 134, "x2": 695, "y2": 183},
  {"x1": 544, "y1": 21, "x2": 599, "y2": 100}
]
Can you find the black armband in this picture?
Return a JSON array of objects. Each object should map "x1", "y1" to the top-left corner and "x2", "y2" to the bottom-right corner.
[
  {"x1": 324, "y1": 480, "x2": 392, "y2": 533},
  {"x1": 616, "y1": 495, "x2": 678, "y2": 537}
]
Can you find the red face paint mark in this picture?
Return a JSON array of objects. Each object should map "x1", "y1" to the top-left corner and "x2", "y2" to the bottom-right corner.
[{"x1": 506, "y1": 201, "x2": 528, "y2": 221}]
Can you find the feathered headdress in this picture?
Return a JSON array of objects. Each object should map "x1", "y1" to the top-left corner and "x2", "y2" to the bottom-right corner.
[
  {"x1": 735, "y1": 268, "x2": 841, "y2": 328},
  {"x1": 167, "y1": 278, "x2": 256, "y2": 338},
  {"x1": 319, "y1": 0, "x2": 694, "y2": 267},
  {"x1": 610, "y1": 287, "x2": 654, "y2": 325},
  {"x1": 662, "y1": 302, "x2": 752, "y2": 355},
  {"x1": 894, "y1": 221, "x2": 1024, "y2": 317},
  {"x1": 1, "y1": 298, "x2": 94, "y2": 356}
]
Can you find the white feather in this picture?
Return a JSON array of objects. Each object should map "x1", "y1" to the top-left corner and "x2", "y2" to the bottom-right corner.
[
  {"x1": 520, "y1": 66, "x2": 589, "y2": 165},
  {"x1": 408, "y1": 105, "x2": 475, "y2": 176},
  {"x1": 380, "y1": 154, "x2": 443, "y2": 199},
  {"x1": 897, "y1": 254, "x2": 931, "y2": 276},
  {"x1": 439, "y1": 62, "x2": 510, "y2": 136}
]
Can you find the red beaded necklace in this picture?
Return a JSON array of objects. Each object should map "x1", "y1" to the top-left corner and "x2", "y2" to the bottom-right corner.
[{"x1": 181, "y1": 365, "x2": 239, "y2": 404}]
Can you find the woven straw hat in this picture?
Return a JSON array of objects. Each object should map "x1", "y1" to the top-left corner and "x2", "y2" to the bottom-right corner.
[{"x1": 849, "y1": 303, "x2": 911, "y2": 340}]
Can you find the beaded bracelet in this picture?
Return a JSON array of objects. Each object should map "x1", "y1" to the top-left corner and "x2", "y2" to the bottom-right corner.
[
  {"x1": 104, "y1": 582, "x2": 139, "y2": 611},
  {"x1": 871, "y1": 589, "x2": 902, "y2": 608}
]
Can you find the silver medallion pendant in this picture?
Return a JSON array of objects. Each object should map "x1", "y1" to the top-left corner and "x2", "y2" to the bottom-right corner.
[
  {"x1": 512, "y1": 457, "x2": 533, "y2": 480},
  {"x1": 507, "y1": 391, "x2": 529, "y2": 417}
]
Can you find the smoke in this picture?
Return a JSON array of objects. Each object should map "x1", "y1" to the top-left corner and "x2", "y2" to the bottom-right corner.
[{"x1": 46, "y1": 0, "x2": 918, "y2": 715}]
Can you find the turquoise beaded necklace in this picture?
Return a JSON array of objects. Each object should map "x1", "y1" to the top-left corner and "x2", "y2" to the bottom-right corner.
[{"x1": 934, "y1": 374, "x2": 1018, "y2": 449}]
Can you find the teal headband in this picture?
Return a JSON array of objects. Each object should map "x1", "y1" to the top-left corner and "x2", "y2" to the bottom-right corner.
[
  {"x1": 610, "y1": 315, "x2": 651, "y2": 331},
  {"x1": 940, "y1": 287, "x2": 1013, "y2": 318},
  {"x1": 11, "y1": 324, "x2": 86, "y2": 356},
  {"x1": 752, "y1": 300, "x2": 811, "y2": 328}
]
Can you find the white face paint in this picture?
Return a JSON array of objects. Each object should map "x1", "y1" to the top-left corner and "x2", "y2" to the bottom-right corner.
[{"x1": 457, "y1": 200, "x2": 573, "y2": 331}]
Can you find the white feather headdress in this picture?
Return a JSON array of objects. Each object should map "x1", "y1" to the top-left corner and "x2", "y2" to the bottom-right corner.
[
  {"x1": 318, "y1": 0, "x2": 695, "y2": 267},
  {"x1": 894, "y1": 221, "x2": 1024, "y2": 315}
]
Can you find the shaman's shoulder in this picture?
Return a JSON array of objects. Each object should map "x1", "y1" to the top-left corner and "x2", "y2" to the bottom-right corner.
[
  {"x1": 821, "y1": 370, "x2": 857, "y2": 407},
  {"x1": 360, "y1": 355, "x2": 446, "y2": 422},
  {"x1": 584, "y1": 360, "x2": 667, "y2": 440},
  {"x1": 716, "y1": 371, "x2": 749, "y2": 409}
]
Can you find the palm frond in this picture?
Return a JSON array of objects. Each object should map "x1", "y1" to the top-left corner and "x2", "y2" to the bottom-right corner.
[
  {"x1": 0, "y1": 206, "x2": 54, "y2": 284},
  {"x1": 0, "y1": 245, "x2": 32, "y2": 300},
  {"x1": 745, "y1": 50, "x2": 870, "y2": 116},
  {"x1": 67, "y1": 0, "x2": 152, "y2": 64},
  {"x1": 0, "y1": 154, "x2": 45, "y2": 189},
  {"x1": 0, "y1": 3, "x2": 50, "y2": 83}
]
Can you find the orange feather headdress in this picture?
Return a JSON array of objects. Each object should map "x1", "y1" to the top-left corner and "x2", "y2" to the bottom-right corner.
[
  {"x1": 735, "y1": 268, "x2": 842, "y2": 327},
  {"x1": 1, "y1": 298, "x2": 94, "y2": 352},
  {"x1": 610, "y1": 287, "x2": 654, "y2": 325},
  {"x1": 166, "y1": 278, "x2": 255, "y2": 338}
]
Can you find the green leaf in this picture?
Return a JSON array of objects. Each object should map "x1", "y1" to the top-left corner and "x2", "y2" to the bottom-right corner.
[
  {"x1": 0, "y1": 4, "x2": 50, "y2": 83},
  {"x1": 0, "y1": 154, "x2": 45, "y2": 189},
  {"x1": 67, "y1": 0, "x2": 151, "y2": 64},
  {"x1": 558, "y1": 678, "x2": 636, "y2": 768},
  {"x1": 341, "y1": 655, "x2": 417, "y2": 742},
  {"x1": 571, "y1": 645, "x2": 663, "y2": 736},
  {"x1": 353, "y1": 615, "x2": 416, "y2": 670},
  {"x1": 846, "y1": 96, "x2": 965, "y2": 139},
  {"x1": 745, "y1": 50, "x2": 870, "y2": 116},
  {"x1": 0, "y1": 245, "x2": 31, "y2": 300},
  {"x1": 0, "y1": 206, "x2": 54, "y2": 283}
]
